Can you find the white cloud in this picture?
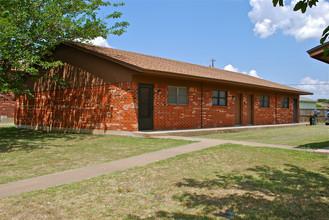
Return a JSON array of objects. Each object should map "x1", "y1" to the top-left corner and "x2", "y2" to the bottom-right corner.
[
  {"x1": 298, "y1": 76, "x2": 329, "y2": 100},
  {"x1": 224, "y1": 64, "x2": 260, "y2": 78},
  {"x1": 254, "y1": 19, "x2": 277, "y2": 38},
  {"x1": 224, "y1": 64, "x2": 239, "y2": 72},
  {"x1": 248, "y1": 0, "x2": 329, "y2": 41},
  {"x1": 249, "y1": 69, "x2": 259, "y2": 78},
  {"x1": 90, "y1": 37, "x2": 112, "y2": 48}
]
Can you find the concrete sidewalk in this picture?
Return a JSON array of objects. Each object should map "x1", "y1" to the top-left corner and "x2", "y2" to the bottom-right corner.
[
  {"x1": 134, "y1": 123, "x2": 308, "y2": 138},
  {"x1": 155, "y1": 136, "x2": 329, "y2": 154},
  {"x1": 1, "y1": 134, "x2": 327, "y2": 199},
  {"x1": 154, "y1": 136, "x2": 304, "y2": 150},
  {"x1": 0, "y1": 123, "x2": 14, "y2": 127},
  {"x1": 0, "y1": 140, "x2": 222, "y2": 198}
]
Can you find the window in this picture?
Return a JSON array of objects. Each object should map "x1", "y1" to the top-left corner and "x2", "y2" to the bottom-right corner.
[
  {"x1": 212, "y1": 90, "x2": 227, "y2": 106},
  {"x1": 282, "y1": 97, "x2": 289, "y2": 108},
  {"x1": 168, "y1": 86, "x2": 188, "y2": 104},
  {"x1": 260, "y1": 95, "x2": 269, "y2": 107}
]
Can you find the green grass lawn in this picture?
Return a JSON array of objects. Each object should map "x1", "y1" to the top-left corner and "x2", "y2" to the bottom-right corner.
[
  {"x1": 198, "y1": 125, "x2": 329, "y2": 149},
  {"x1": 0, "y1": 127, "x2": 192, "y2": 184},
  {"x1": 0, "y1": 144, "x2": 328, "y2": 219}
]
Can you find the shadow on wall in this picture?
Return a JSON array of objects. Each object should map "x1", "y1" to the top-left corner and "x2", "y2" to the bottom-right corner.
[
  {"x1": 128, "y1": 164, "x2": 329, "y2": 219},
  {"x1": 17, "y1": 85, "x2": 111, "y2": 130},
  {"x1": 17, "y1": 65, "x2": 138, "y2": 131},
  {"x1": 32, "y1": 64, "x2": 105, "y2": 92}
]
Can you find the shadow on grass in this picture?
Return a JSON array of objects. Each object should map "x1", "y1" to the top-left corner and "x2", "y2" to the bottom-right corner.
[
  {"x1": 321, "y1": 166, "x2": 329, "y2": 175},
  {"x1": 129, "y1": 164, "x2": 329, "y2": 219},
  {"x1": 298, "y1": 141, "x2": 329, "y2": 149},
  {"x1": 0, "y1": 127, "x2": 98, "y2": 153},
  {"x1": 127, "y1": 213, "x2": 213, "y2": 220}
]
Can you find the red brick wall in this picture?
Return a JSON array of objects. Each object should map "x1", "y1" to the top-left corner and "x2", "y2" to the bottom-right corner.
[
  {"x1": 16, "y1": 76, "x2": 300, "y2": 132},
  {"x1": 137, "y1": 76, "x2": 299, "y2": 131},
  {"x1": 253, "y1": 93, "x2": 276, "y2": 125},
  {"x1": 202, "y1": 88, "x2": 235, "y2": 127},
  {"x1": 153, "y1": 85, "x2": 202, "y2": 130},
  {"x1": 0, "y1": 93, "x2": 15, "y2": 118},
  {"x1": 154, "y1": 84, "x2": 237, "y2": 130},
  {"x1": 276, "y1": 95, "x2": 296, "y2": 124},
  {"x1": 16, "y1": 82, "x2": 138, "y2": 131}
]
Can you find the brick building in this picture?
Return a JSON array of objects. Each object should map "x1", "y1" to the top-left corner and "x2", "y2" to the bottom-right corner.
[
  {"x1": 0, "y1": 93, "x2": 15, "y2": 121},
  {"x1": 15, "y1": 43, "x2": 311, "y2": 133}
]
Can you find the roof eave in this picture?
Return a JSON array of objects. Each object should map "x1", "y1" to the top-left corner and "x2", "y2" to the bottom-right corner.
[
  {"x1": 141, "y1": 69, "x2": 312, "y2": 95},
  {"x1": 307, "y1": 42, "x2": 329, "y2": 64},
  {"x1": 307, "y1": 41, "x2": 329, "y2": 54}
]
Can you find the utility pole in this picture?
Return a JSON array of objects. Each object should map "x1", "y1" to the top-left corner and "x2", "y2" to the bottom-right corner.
[{"x1": 211, "y1": 59, "x2": 215, "y2": 68}]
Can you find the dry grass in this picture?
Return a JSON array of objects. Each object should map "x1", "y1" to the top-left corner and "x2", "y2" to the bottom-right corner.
[
  {"x1": 0, "y1": 127, "x2": 192, "y2": 184},
  {"x1": 0, "y1": 144, "x2": 328, "y2": 219},
  {"x1": 198, "y1": 125, "x2": 329, "y2": 149}
]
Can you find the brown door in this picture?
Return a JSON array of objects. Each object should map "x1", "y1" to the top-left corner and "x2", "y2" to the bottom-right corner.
[
  {"x1": 247, "y1": 95, "x2": 254, "y2": 125},
  {"x1": 235, "y1": 93, "x2": 242, "y2": 125},
  {"x1": 138, "y1": 84, "x2": 154, "y2": 130}
]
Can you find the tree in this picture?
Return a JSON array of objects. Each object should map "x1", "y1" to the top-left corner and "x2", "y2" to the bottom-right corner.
[
  {"x1": 273, "y1": 0, "x2": 328, "y2": 47},
  {"x1": 0, "y1": 0, "x2": 129, "y2": 95},
  {"x1": 317, "y1": 99, "x2": 329, "y2": 104}
]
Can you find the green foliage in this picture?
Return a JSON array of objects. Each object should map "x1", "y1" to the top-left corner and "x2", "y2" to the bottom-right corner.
[
  {"x1": 316, "y1": 104, "x2": 325, "y2": 108},
  {"x1": 272, "y1": 0, "x2": 284, "y2": 7},
  {"x1": 317, "y1": 99, "x2": 329, "y2": 103},
  {"x1": 0, "y1": 0, "x2": 129, "y2": 95},
  {"x1": 273, "y1": 0, "x2": 328, "y2": 46}
]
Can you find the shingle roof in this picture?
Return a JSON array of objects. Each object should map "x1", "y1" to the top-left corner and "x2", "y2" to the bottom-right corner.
[{"x1": 69, "y1": 43, "x2": 311, "y2": 95}]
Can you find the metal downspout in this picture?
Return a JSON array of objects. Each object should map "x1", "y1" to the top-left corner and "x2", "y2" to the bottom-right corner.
[
  {"x1": 201, "y1": 83, "x2": 203, "y2": 128},
  {"x1": 275, "y1": 94, "x2": 278, "y2": 124}
]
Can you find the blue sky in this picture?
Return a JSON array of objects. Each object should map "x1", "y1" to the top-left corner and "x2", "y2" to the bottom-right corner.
[{"x1": 95, "y1": 0, "x2": 329, "y2": 100}]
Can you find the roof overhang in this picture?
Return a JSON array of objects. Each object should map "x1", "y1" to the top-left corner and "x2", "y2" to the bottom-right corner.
[
  {"x1": 138, "y1": 71, "x2": 312, "y2": 95},
  {"x1": 307, "y1": 42, "x2": 329, "y2": 64}
]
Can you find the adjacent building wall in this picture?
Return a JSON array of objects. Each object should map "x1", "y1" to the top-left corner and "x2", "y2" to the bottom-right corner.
[
  {"x1": 0, "y1": 93, "x2": 15, "y2": 120},
  {"x1": 299, "y1": 101, "x2": 316, "y2": 109}
]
